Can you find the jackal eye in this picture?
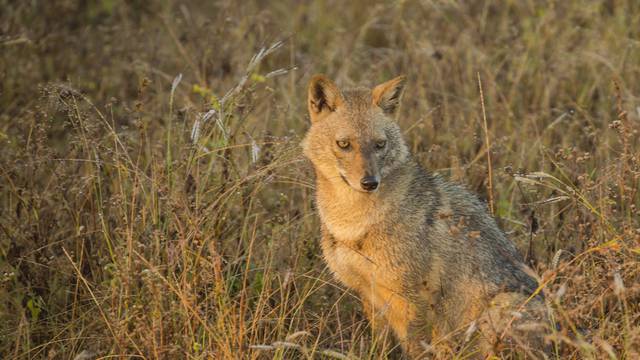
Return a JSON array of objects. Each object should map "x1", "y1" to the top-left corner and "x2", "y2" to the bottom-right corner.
[
  {"x1": 336, "y1": 140, "x2": 350, "y2": 149},
  {"x1": 375, "y1": 140, "x2": 387, "y2": 149}
]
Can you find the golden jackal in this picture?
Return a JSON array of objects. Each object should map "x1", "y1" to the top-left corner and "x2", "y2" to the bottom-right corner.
[{"x1": 302, "y1": 75, "x2": 550, "y2": 358}]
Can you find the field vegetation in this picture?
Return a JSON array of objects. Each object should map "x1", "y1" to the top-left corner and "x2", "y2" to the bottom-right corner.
[{"x1": 1, "y1": 1, "x2": 639, "y2": 358}]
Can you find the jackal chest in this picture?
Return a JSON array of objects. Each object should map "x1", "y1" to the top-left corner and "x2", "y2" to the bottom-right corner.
[
  {"x1": 321, "y1": 231, "x2": 418, "y2": 340},
  {"x1": 320, "y1": 231, "x2": 402, "y2": 296}
]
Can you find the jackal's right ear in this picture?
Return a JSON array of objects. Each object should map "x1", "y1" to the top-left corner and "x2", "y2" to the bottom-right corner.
[{"x1": 308, "y1": 75, "x2": 343, "y2": 122}]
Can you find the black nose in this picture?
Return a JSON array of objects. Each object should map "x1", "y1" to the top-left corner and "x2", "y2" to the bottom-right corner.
[{"x1": 360, "y1": 176, "x2": 379, "y2": 191}]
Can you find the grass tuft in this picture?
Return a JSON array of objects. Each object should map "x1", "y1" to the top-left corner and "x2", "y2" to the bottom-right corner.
[{"x1": 1, "y1": 1, "x2": 639, "y2": 358}]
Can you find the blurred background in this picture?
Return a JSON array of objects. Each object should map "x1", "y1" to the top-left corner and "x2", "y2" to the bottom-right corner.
[{"x1": 1, "y1": 1, "x2": 639, "y2": 358}]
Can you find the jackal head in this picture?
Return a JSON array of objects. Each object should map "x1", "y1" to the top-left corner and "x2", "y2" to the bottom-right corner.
[{"x1": 302, "y1": 75, "x2": 409, "y2": 193}]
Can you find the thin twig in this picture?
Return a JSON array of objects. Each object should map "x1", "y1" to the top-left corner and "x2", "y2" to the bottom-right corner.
[{"x1": 477, "y1": 72, "x2": 494, "y2": 215}]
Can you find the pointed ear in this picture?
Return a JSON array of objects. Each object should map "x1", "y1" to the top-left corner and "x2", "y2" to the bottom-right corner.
[
  {"x1": 372, "y1": 75, "x2": 406, "y2": 115},
  {"x1": 308, "y1": 74, "x2": 343, "y2": 122}
]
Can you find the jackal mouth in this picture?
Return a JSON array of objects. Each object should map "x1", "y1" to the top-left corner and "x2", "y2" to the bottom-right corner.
[{"x1": 339, "y1": 173, "x2": 350, "y2": 186}]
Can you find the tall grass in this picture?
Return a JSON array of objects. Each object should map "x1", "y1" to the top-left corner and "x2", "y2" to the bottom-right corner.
[{"x1": 1, "y1": 1, "x2": 639, "y2": 358}]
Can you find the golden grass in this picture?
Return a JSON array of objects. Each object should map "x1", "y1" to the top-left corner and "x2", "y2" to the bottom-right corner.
[{"x1": 1, "y1": 1, "x2": 639, "y2": 358}]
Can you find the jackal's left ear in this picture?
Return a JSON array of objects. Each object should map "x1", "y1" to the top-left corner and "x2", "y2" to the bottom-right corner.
[
  {"x1": 308, "y1": 75, "x2": 343, "y2": 122},
  {"x1": 372, "y1": 76, "x2": 406, "y2": 115}
]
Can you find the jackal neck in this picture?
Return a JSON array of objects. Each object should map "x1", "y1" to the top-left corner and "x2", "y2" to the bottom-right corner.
[{"x1": 314, "y1": 164, "x2": 412, "y2": 244}]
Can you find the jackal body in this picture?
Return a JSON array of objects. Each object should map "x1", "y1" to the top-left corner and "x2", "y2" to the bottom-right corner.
[{"x1": 302, "y1": 75, "x2": 547, "y2": 357}]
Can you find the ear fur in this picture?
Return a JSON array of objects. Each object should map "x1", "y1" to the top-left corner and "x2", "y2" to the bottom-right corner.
[
  {"x1": 308, "y1": 75, "x2": 343, "y2": 122},
  {"x1": 372, "y1": 75, "x2": 406, "y2": 114}
]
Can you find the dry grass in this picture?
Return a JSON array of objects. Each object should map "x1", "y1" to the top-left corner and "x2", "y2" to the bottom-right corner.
[{"x1": 1, "y1": 1, "x2": 639, "y2": 358}]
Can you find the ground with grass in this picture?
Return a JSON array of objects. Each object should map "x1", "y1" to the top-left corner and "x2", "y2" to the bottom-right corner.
[{"x1": 1, "y1": 1, "x2": 639, "y2": 359}]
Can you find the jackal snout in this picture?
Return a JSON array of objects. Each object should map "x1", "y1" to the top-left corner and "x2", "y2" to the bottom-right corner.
[
  {"x1": 360, "y1": 175, "x2": 378, "y2": 191},
  {"x1": 338, "y1": 143, "x2": 381, "y2": 192}
]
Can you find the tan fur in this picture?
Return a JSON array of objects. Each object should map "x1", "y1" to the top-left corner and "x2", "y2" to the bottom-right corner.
[{"x1": 303, "y1": 74, "x2": 551, "y2": 358}]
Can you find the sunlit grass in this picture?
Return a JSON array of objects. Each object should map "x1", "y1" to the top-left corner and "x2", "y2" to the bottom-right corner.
[{"x1": 1, "y1": 1, "x2": 639, "y2": 359}]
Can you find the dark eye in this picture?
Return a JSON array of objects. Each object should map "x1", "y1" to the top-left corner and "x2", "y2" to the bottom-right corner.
[
  {"x1": 375, "y1": 140, "x2": 387, "y2": 149},
  {"x1": 336, "y1": 140, "x2": 350, "y2": 149}
]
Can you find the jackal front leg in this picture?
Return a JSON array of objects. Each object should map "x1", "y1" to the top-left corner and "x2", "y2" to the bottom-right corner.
[{"x1": 361, "y1": 298, "x2": 395, "y2": 352}]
